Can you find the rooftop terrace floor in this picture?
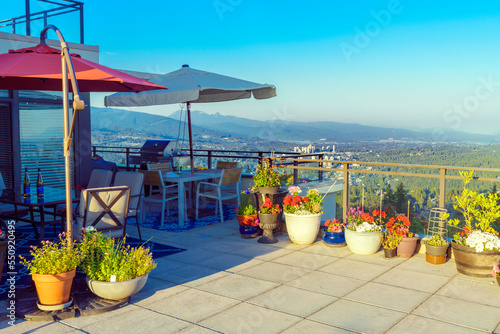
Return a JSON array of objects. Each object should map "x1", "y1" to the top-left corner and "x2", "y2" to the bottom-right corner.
[{"x1": 1, "y1": 219, "x2": 500, "y2": 333}]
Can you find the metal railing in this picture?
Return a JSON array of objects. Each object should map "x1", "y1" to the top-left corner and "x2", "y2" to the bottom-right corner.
[
  {"x1": 274, "y1": 157, "x2": 500, "y2": 221},
  {"x1": 91, "y1": 145, "x2": 326, "y2": 181},
  {"x1": 0, "y1": 0, "x2": 84, "y2": 43}
]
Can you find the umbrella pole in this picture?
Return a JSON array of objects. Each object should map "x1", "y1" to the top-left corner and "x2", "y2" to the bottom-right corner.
[{"x1": 187, "y1": 102, "x2": 195, "y2": 174}]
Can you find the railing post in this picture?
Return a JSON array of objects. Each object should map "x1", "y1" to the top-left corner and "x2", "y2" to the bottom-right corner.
[
  {"x1": 343, "y1": 163, "x2": 350, "y2": 221},
  {"x1": 258, "y1": 152, "x2": 263, "y2": 165},
  {"x1": 207, "y1": 151, "x2": 212, "y2": 169},
  {"x1": 125, "y1": 147, "x2": 130, "y2": 171},
  {"x1": 293, "y1": 160, "x2": 299, "y2": 185},
  {"x1": 439, "y1": 168, "x2": 446, "y2": 209},
  {"x1": 318, "y1": 154, "x2": 324, "y2": 182},
  {"x1": 92, "y1": 146, "x2": 96, "y2": 157}
]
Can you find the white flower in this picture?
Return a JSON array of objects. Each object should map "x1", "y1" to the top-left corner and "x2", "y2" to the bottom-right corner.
[
  {"x1": 294, "y1": 209, "x2": 313, "y2": 216},
  {"x1": 356, "y1": 222, "x2": 382, "y2": 233},
  {"x1": 465, "y1": 231, "x2": 500, "y2": 252},
  {"x1": 85, "y1": 226, "x2": 96, "y2": 232}
]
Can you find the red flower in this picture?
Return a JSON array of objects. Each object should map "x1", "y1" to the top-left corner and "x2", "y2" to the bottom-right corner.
[
  {"x1": 283, "y1": 195, "x2": 292, "y2": 205},
  {"x1": 303, "y1": 197, "x2": 309, "y2": 202}
]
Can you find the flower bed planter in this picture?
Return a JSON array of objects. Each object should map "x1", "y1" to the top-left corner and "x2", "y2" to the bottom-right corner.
[
  {"x1": 344, "y1": 228, "x2": 382, "y2": 255},
  {"x1": 451, "y1": 241, "x2": 500, "y2": 278},
  {"x1": 284, "y1": 213, "x2": 321, "y2": 245}
]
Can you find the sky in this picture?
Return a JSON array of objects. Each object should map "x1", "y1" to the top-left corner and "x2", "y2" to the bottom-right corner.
[{"x1": 2, "y1": 1, "x2": 500, "y2": 135}]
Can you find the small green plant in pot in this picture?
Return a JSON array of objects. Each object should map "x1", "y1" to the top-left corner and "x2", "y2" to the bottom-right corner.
[
  {"x1": 80, "y1": 228, "x2": 157, "y2": 300},
  {"x1": 425, "y1": 235, "x2": 449, "y2": 258},
  {"x1": 381, "y1": 231, "x2": 402, "y2": 259},
  {"x1": 252, "y1": 158, "x2": 283, "y2": 194}
]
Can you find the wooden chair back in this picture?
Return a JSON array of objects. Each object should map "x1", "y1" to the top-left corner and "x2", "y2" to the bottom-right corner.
[
  {"x1": 216, "y1": 161, "x2": 238, "y2": 169},
  {"x1": 221, "y1": 168, "x2": 242, "y2": 185},
  {"x1": 139, "y1": 170, "x2": 164, "y2": 188},
  {"x1": 148, "y1": 162, "x2": 172, "y2": 173}
]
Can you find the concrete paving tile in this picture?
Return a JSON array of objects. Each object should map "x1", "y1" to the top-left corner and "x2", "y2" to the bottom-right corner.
[
  {"x1": 0, "y1": 320, "x2": 80, "y2": 333},
  {"x1": 197, "y1": 273, "x2": 279, "y2": 300},
  {"x1": 387, "y1": 314, "x2": 487, "y2": 334},
  {"x1": 237, "y1": 261, "x2": 312, "y2": 284},
  {"x1": 247, "y1": 285, "x2": 337, "y2": 317},
  {"x1": 159, "y1": 233, "x2": 219, "y2": 247},
  {"x1": 300, "y1": 242, "x2": 353, "y2": 258},
  {"x1": 148, "y1": 257, "x2": 186, "y2": 277},
  {"x1": 267, "y1": 237, "x2": 316, "y2": 251},
  {"x1": 179, "y1": 324, "x2": 223, "y2": 333},
  {"x1": 194, "y1": 253, "x2": 262, "y2": 272},
  {"x1": 166, "y1": 248, "x2": 225, "y2": 264},
  {"x1": 80, "y1": 307, "x2": 191, "y2": 333},
  {"x1": 282, "y1": 319, "x2": 355, "y2": 333},
  {"x1": 229, "y1": 244, "x2": 294, "y2": 261},
  {"x1": 495, "y1": 323, "x2": 500, "y2": 334},
  {"x1": 309, "y1": 299, "x2": 406, "y2": 333},
  {"x1": 146, "y1": 289, "x2": 240, "y2": 323},
  {"x1": 319, "y1": 258, "x2": 391, "y2": 281},
  {"x1": 344, "y1": 282, "x2": 431, "y2": 313},
  {"x1": 395, "y1": 253, "x2": 459, "y2": 277},
  {"x1": 413, "y1": 295, "x2": 500, "y2": 332},
  {"x1": 436, "y1": 276, "x2": 500, "y2": 308},
  {"x1": 192, "y1": 225, "x2": 240, "y2": 238},
  {"x1": 374, "y1": 268, "x2": 451, "y2": 293},
  {"x1": 455, "y1": 272, "x2": 498, "y2": 286},
  {"x1": 345, "y1": 252, "x2": 407, "y2": 267},
  {"x1": 198, "y1": 302, "x2": 301, "y2": 334},
  {"x1": 132, "y1": 278, "x2": 189, "y2": 306},
  {"x1": 270, "y1": 251, "x2": 338, "y2": 270},
  {"x1": 60, "y1": 303, "x2": 144, "y2": 329},
  {"x1": 197, "y1": 239, "x2": 260, "y2": 253},
  {"x1": 286, "y1": 271, "x2": 365, "y2": 297},
  {"x1": 150, "y1": 262, "x2": 229, "y2": 287}
]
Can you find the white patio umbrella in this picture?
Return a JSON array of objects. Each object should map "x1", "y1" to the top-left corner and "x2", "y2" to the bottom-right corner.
[{"x1": 105, "y1": 64, "x2": 277, "y2": 172}]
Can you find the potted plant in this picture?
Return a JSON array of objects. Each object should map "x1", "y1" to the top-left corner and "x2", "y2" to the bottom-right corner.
[
  {"x1": 236, "y1": 189, "x2": 259, "y2": 238},
  {"x1": 492, "y1": 265, "x2": 500, "y2": 287},
  {"x1": 252, "y1": 158, "x2": 283, "y2": 194},
  {"x1": 424, "y1": 235, "x2": 449, "y2": 264},
  {"x1": 258, "y1": 198, "x2": 282, "y2": 244},
  {"x1": 344, "y1": 207, "x2": 383, "y2": 255},
  {"x1": 80, "y1": 228, "x2": 157, "y2": 300},
  {"x1": 445, "y1": 171, "x2": 500, "y2": 277},
  {"x1": 387, "y1": 214, "x2": 419, "y2": 258},
  {"x1": 323, "y1": 218, "x2": 346, "y2": 247},
  {"x1": 283, "y1": 186, "x2": 323, "y2": 245},
  {"x1": 19, "y1": 232, "x2": 84, "y2": 309},
  {"x1": 381, "y1": 231, "x2": 402, "y2": 259}
]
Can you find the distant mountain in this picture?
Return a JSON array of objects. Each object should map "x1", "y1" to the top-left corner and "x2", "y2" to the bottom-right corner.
[{"x1": 91, "y1": 107, "x2": 499, "y2": 145}]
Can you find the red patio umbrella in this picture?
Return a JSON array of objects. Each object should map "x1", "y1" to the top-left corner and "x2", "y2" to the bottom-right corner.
[{"x1": 0, "y1": 25, "x2": 167, "y2": 244}]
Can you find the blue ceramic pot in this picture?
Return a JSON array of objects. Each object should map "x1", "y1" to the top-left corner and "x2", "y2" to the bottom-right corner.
[
  {"x1": 239, "y1": 225, "x2": 258, "y2": 239},
  {"x1": 322, "y1": 228, "x2": 346, "y2": 247}
]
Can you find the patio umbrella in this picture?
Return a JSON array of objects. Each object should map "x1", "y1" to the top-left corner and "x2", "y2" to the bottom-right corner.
[
  {"x1": 0, "y1": 25, "x2": 167, "y2": 244},
  {"x1": 105, "y1": 64, "x2": 277, "y2": 172}
]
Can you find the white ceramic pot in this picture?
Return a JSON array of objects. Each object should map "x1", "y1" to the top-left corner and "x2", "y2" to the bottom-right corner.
[
  {"x1": 284, "y1": 213, "x2": 321, "y2": 245},
  {"x1": 86, "y1": 273, "x2": 149, "y2": 300},
  {"x1": 344, "y1": 228, "x2": 382, "y2": 255}
]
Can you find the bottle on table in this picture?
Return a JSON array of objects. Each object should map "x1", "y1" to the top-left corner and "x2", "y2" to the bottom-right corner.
[
  {"x1": 37, "y1": 168, "x2": 44, "y2": 204},
  {"x1": 177, "y1": 161, "x2": 181, "y2": 174},
  {"x1": 23, "y1": 168, "x2": 31, "y2": 204}
]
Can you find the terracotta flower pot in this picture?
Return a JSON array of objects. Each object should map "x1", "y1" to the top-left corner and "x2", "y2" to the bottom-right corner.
[
  {"x1": 32, "y1": 269, "x2": 75, "y2": 306},
  {"x1": 397, "y1": 235, "x2": 419, "y2": 258}
]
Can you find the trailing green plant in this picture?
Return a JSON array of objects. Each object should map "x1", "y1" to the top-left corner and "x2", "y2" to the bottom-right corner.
[
  {"x1": 381, "y1": 231, "x2": 402, "y2": 250},
  {"x1": 236, "y1": 189, "x2": 257, "y2": 215},
  {"x1": 80, "y1": 229, "x2": 157, "y2": 282},
  {"x1": 426, "y1": 234, "x2": 449, "y2": 247},
  {"x1": 19, "y1": 232, "x2": 84, "y2": 275},
  {"x1": 252, "y1": 158, "x2": 283, "y2": 190}
]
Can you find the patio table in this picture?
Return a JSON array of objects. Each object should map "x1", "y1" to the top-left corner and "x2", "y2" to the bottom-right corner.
[
  {"x1": 0, "y1": 186, "x2": 78, "y2": 239},
  {"x1": 163, "y1": 169, "x2": 222, "y2": 226}
]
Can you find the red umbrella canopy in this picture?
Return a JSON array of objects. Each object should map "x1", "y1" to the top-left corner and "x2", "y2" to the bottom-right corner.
[{"x1": 0, "y1": 44, "x2": 167, "y2": 92}]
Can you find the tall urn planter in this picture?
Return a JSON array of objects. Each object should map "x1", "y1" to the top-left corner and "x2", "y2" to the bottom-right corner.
[
  {"x1": 284, "y1": 213, "x2": 321, "y2": 245},
  {"x1": 258, "y1": 213, "x2": 278, "y2": 244},
  {"x1": 345, "y1": 228, "x2": 382, "y2": 255},
  {"x1": 451, "y1": 242, "x2": 500, "y2": 278}
]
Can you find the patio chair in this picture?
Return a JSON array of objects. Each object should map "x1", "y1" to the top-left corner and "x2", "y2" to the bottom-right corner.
[
  {"x1": 75, "y1": 186, "x2": 130, "y2": 241},
  {"x1": 216, "y1": 161, "x2": 238, "y2": 169},
  {"x1": 113, "y1": 171, "x2": 145, "y2": 240},
  {"x1": 195, "y1": 168, "x2": 242, "y2": 223},
  {"x1": 139, "y1": 170, "x2": 179, "y2": 226}
]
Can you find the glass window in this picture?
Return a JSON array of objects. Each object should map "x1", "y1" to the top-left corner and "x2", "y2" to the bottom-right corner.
[
  {"x1": 19, "y1": 101, "x2": 70, "y2": 190},
  {"x1": 0, "y1": 90, "x2": 9, "y2": 98}
]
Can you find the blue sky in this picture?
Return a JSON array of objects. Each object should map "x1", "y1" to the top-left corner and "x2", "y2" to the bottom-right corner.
[{"x1": 3, "y1": 1, "x2": 500, "y2": 135}]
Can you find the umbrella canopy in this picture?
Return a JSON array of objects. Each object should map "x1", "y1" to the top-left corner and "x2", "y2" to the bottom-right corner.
[
  {"x1": 0, "y1": 44, "x2": 167, "y2": 92},
  {"x1": 105, "y1": 65, "x2": 276, "y2": 172},
  {"x1": 105, "y1": 64, "x2": 276, "y2": 106}
]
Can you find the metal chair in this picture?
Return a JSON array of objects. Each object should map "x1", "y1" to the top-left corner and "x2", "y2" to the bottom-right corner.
[
  {"x1": 195, "y1": 168, "x2": 242, "y2": 223},
  {"x1": 139, "y1": 170, "x2": 179, "y2": 226},
  {"x1": 113, "y1": 171, "x2": 145, "y2": 240},
  {"x1": 75, "y1": 186, "x2": 130, "y2": 241}
]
